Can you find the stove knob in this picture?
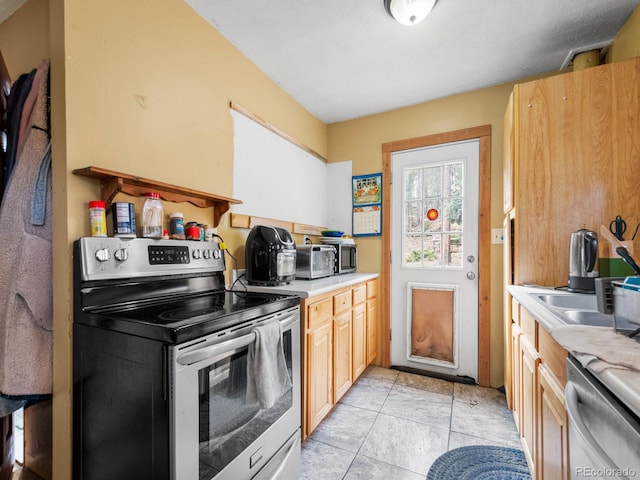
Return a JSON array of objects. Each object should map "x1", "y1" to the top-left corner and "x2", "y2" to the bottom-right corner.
[
  {"x1": 192, "y1": 249, "x2": 201, "y2": 259},
  {"x1": 213, "y1": 250, "x2": 221, "y2": 259},
  {"x1": 114, "y1": 248, "x2": 129, "y2": 262},
  {"x1": 203, "y1": 249, "x2": 211, "y2": 259},
  {"x1": 95, "y1": 248, "x2": 110, "y2": 262}
]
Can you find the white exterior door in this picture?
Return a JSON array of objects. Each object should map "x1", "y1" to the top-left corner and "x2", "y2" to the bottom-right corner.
[{"x1": 390, "y1": 139, "x2": 479, "y2": 381}]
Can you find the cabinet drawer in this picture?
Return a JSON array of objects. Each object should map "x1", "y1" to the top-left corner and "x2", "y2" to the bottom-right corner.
[
  {"x1": 520, "y1": 307, "x2": 537, "y2": 346},
  {"x1": 308, "y1": 298, "x2": 333, "y2": 330},
  {"x1": 352, "y1": 284, "x2": 367, "y2": 305},
  {"x1": 539, "y1": 327, "x2": 568, "y2": 387},
  {"x1": 334, "y1": 291, "x2": 352, "y2": 314},
  {"x1": 366, "y1": 279, "x2": 377, "y2": 299}
]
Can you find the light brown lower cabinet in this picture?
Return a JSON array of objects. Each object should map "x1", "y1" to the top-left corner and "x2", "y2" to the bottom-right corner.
[
  {"x1": 302, "y1": 278, "x2": 378, "y2": 439},
  {"x1": 306, "y1": 315, "x2": 333, "y2": 435},
  {"x1": 333, "y1": 309, "x2": 353, "y2": 403},
  {"x1": 520, "y1": 334, "x2": 539, "y2": 477},
  {"x1": 537, "y1": 364, "x2": 570, "y2": 480},
  {"x1": 352, "y1": 302, "x2": 367, "y2": 380},
  {"x1": 508, "y1": 297, "x2": 570, "y2": 480},
  {"x1": 366, "y1": 281, "x2": 378, "y2": 364},
  {"x1": 511, "y1": 323, "x2": 521, "y2": 431}
]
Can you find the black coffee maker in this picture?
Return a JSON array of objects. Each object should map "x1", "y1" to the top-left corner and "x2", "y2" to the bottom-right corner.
[
  {"x1": 245, "y1": 225, "x2": 296, "y2": 286},
  {"x1": 567, "y1": 227, "x2": 598, "y2": 293}
]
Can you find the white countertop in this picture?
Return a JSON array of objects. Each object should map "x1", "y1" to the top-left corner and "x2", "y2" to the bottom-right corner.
[
  {"x1": 508, "y1": 285, "x2": 640, "y2": 418},
  {"x1": 241, "y1": 272, "x2": 379, "y2": 298}
]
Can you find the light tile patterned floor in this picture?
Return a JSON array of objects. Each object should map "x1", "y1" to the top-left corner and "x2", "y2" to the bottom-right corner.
[{"x1": 301, "y1": 366, "x2": 523, "y2": 479}]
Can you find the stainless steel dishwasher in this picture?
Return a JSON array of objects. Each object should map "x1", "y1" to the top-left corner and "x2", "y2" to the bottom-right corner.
[{"x1": 566, "y1": 356, "x2": 640, "y2": 480}]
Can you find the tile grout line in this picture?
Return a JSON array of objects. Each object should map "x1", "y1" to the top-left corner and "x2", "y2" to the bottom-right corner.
[
  {"x1": 338, "y1": 371, "x2": 400, "y2": 479},
  {"x1": 303, "y1": 368, "x2": 521, "y2": 479}
]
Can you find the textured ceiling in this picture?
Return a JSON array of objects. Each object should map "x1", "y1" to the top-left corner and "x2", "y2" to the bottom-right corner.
[
  {"x1": 2, "y1": 1, "x2": 639, "y2": 124},
  {"x1": 186, "y1": 0, "x2": 640, "y2": 123}
]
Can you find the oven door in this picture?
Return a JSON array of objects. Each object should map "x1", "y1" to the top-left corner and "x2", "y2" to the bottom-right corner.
[{"x1": 171, "y1": 306, "x2": 300, "y2": 480}]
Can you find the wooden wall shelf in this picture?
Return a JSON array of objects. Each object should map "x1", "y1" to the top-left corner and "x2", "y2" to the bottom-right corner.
[
  {"x1": 230, "y1": 212, "x2": 326, "y2": 236},
  {"x1": 73, "y1": 166, "x2": 242, "y2": 226}
]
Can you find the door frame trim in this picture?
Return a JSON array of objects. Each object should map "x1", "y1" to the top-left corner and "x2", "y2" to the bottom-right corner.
[{"x1": 381, "y1": 125, "x2": 492, "y2": 386}]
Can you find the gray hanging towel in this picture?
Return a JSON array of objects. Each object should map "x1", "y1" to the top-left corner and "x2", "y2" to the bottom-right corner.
[{"x1": 246, "y1": 320, "x2": 292, "y2": 409}]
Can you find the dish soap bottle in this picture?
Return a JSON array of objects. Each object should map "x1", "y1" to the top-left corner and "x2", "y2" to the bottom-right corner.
[{"x1": 142, "y1": 192, "x2": 164, "y2": 238}]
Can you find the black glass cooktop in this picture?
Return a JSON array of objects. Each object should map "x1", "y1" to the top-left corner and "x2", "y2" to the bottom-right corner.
[{"x1": 81, "y1": 290, "x2": 300, "y2": 344}]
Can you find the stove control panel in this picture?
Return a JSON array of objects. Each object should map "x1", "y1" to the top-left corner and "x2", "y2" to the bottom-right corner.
[
  {"x1": 149, "y1": 245, "x2": 190, "y2": 264},
  {"x1": 77, "y1": 237, "x2": 225, "y2": 281}
]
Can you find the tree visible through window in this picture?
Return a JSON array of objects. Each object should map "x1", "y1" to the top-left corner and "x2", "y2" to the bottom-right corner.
[{"x1": 403, "y1": 160, "x2": 464, "y2": 268}]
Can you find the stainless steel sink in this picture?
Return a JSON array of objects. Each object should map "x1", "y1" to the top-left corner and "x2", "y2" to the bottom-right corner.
[
  {"x1": 562, "y1": 310, "x2": 614, "y2": 327},
  {"x1": 537, "y1": 294, "x2": 597, "y2": 310},
  {"x1": 535, "y1": 293, "x2": 639, "y2": 331}
]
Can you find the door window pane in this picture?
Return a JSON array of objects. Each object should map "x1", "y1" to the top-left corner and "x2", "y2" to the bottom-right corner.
[
  {"x1": 403, "y1": 161, "x2": 464, "y2": 268},
  {"x1": 405, "y1": 169, "x2": 422, "y2": 200},
  {"x1": 422, "y1": 166, "x2": 442, "y2": 197},
  {"x1": 405, "y1": 200, "x2": 422, "y2": 234},
  {"x1": 423, "y1": 200, "x2": 441, "y2": 233}
]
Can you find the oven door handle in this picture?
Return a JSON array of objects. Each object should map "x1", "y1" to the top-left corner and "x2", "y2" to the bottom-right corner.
[
  {"x1": 565, "y1": 381, "x2": 619, "y2": 471},
  {"x1": 176, "y1": 312, "x2": 297, "y2": 366}
]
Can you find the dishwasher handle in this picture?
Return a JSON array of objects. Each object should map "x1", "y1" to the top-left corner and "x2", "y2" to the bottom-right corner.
[{"x1": 565, "y1": 381, "x2": 619, "y2": 472}]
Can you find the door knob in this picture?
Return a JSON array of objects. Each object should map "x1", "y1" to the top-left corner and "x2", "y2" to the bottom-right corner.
[{"x1": 466, "y1": 271, "x2": 476, "y2": 280}]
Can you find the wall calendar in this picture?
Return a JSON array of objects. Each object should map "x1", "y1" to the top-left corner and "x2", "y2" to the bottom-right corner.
[{"x1": 352, "y1": 173, "x2": 382, "y2": 237}]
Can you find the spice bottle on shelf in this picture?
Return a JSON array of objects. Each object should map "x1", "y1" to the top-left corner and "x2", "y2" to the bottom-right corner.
[
  {"x1": 204, "y1": 224, "x2": 213, "y2": 242},
  {"x1": 185, "y1": 222, "x2": 200, "y2": 240},
  {"x1": 169, "y1": 212, "x2": 185, "y2": 240},
  {"x1": 142, "y1": 192, "x2": 164, "y2": 238},
  {"x1": 89, "y1": 200, "x2": 107, "y2": 237}
]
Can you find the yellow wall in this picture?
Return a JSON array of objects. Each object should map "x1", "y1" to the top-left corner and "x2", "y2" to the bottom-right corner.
[
  {"x1": 328, "y1": 84, "x2": 515, "y2": 387},
  {"x1": 3, "y1": 0, "x2": 327, "y2": 477},
  {"x1": 607, "y1": 5, "x2": 640, "y2": 62},
  {"x1": 0, "y1": 0, "x2": 48, "y2": 77},
  {"x1": 1, "y1": 0, "x2": 640, "y2": 477},
  {"x1": 58, "y1": 1, "x2": 326, "y2": 476},
  {"x1": 326, "y1": 2, "x2": 640, "y2": 391}
]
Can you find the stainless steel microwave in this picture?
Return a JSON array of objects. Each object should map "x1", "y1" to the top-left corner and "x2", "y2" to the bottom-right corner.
[{"x1": 335, "y1": 243, "x2": 357, "y2": 274}]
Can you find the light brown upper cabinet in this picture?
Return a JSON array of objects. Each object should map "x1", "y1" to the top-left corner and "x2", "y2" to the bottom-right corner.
[{"x1": 504, "y1": 56, "x2": 640, "y2": 287}]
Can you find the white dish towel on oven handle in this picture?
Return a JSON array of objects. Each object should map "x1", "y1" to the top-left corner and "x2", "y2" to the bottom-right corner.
[{"x1": 246, "y1": 319, "x2": 292, "y2": 409}]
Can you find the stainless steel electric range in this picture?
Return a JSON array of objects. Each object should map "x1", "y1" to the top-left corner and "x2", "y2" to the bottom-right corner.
[{"x1": 73, "y1": 237, "x2": 301, "y2": 480}]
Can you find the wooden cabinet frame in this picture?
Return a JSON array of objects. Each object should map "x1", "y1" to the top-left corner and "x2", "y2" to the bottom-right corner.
[
  {"x1": 301, "y1": 279, "x2": 379, "y2": 439},
  {"x1": 507, "y1": 297, "x2": 570, "y2": 480},
  {"x1": 381, "y1": 125, "x2": 493, "y2": 386}
]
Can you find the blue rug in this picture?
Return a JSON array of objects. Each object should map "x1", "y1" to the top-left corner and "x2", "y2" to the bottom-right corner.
[{"x1": 427, "y1": 445, "x2": 531, "y2": 480}]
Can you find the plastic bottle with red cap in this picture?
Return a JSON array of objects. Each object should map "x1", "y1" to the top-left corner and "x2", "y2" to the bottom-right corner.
[{"x1": 142, "y1": 192, "x2": 164, "y2": 238}]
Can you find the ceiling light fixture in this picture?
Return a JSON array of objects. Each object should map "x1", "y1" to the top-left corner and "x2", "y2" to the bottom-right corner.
[{"x1": 384, "y1": 0, "x2": 436, "y2": 26}]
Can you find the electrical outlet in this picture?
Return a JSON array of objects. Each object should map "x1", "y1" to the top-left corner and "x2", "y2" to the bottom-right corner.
[{"x1": 491, "y1": 228, "x2": 504, "y2": 244}]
